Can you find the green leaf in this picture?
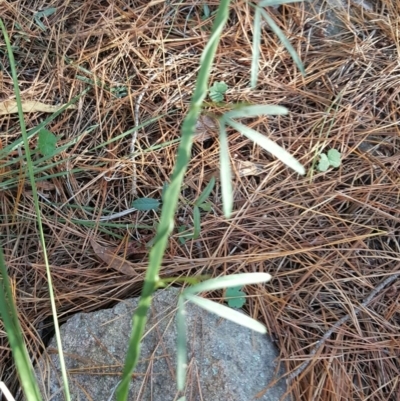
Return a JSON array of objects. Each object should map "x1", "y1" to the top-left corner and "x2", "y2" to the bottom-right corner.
[
  {"x1": 327, "y1": 148, "x2": 341, "y2": 168},
  {"x1": 178, "y1": 225, "x2": 189, "y2": 244},
  {"x1": 209, "y1": 90, "x2": 224, "y2": 102},
  {"x1": 209, "y1": 81, "x2": 228, "y2": 102},
  {"x1": 224, "y1": 104, "x2": 288, "y2": 119},
  {"x1": 225, "y1": 286, "x2": 246, "y2": 308},
  {"x1": 184, "y1": 272, "x2": 272, "y2": 295},
  {"x1": 132, "y1": 198, "x2": 160, "y2": 211},
  {"x1": 317, "y1": 153, "x2": 329, "y2": 172},
  {"x1": 193, "y1": 205, "x2": 201, "y2": 240},
  {"x1": 198, "y1": 202, "x2": 212, "y2": 212},
  {"x1": 184, "y1": 294, "x2": 267, "y2": 333},
  {"x1": 251, "y1": 7, "x2": 262, "y2": 89},
  {"x1": 202, "y1": 4, "x2": 211, "y2": 19},
  {"x1": 161, "y1": 182, "x2": 169, "y2": 202},
  {"x1": 195, "y1": 177, "x2": 215, "y2": 206},
  {"x1": 34, "y1": 7, "x2": 57, "y2": 31},
  {"x1": 259, "y1": 0, "x2": 306, "y2": 6},
  {"x1": 210, "y1": 81, "x2": 228, "y2": 93},
  {"x1": 219, "y1": 124, "x2": 233, "y2": 217},
  {"x1": 259, "y1": 8, "x2": 305, "y2": 76},
  {"x1": 38, "y1": 128, "x2": 57, "y2": 156},
  {"x1": 226, "y1": 119, "x2": 305, "y2": 175},
  {"x1": 176, "y1": 296, "x2": 187, "y2": 391},
  {"x1": 0, "y1": 247, "x2": 43, "y2": 401}
]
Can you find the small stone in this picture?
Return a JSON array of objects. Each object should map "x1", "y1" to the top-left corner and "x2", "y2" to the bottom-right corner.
[{"x1": 35, "y1": 288, "x2": 288, "y2": 401}]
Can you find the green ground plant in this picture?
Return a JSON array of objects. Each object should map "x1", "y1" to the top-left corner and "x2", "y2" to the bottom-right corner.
[{"x1": 0, "y1": 1, "x2": 306, "y2": 400}]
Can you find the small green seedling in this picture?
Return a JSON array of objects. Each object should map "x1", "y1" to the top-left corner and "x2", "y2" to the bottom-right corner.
[
  {"x1": 209, "y1": 81, "x2": 228, "y2": 102},
  {"x1": 34, "y1": 8, "x2": 57, "y2": 31},
  {"x1": 317, "y1": 149, "x2": 341, "y2": 172},
  {"x1": 38, "y1": 128, "x2": 57, "y2": 156},
  {"x1": 225, "y1": 286, "x2": 246, "y2": 308},
  {"x1": 177, "y1": 177, "x2": 215, "y2": 243}
]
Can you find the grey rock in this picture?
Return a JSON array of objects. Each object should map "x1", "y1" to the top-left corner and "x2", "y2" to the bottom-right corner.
[
  {"x1": 304, "y1": 0, "x2": 374, "y2": 38},
  {"x1": 35, "y1": 288, "x2": 288, "y2": 401}
]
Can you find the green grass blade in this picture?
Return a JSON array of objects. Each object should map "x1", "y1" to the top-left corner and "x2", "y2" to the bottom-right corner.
[
  {"x1": 184, "y1": 294, "x2": 267, "y2": 333},
  {"x1": 259, "y1": 8, "x2": 305, "y2": 76},
  {"x1": 0, "y1": 18, "x2": 71, "y2": 401},
  {"x1": 224, "y1": 104, "x2": 288, "y2": 119},
  {"x1": 219, "y1": 123, "x2": 233, "y2": 218},
  {"x1": 0, "y1": 90, "x2": 89, "y2": 159},
  {"x1": 192, "y1": 205, "x2": 201, "y2": 240},
  {"x1": 194, "y1": 176, "x2": 215, "y2": 206},
  {"x1": 183, "y1": 273, "x2": 271, "y2": 295},
  {"x1": 176, "y1": 296, "x2": 187, "y2": 391},
  {"x1": 251, "y1": 7, "x2": 262, "y2": 88},
  {"x1": 226, "y1": 118, "x2": 305, "y2": 175},
  {"x1": 116, "y1": 2, "x2": 232, "y2": 400},
  {"x1": 259, "y1": 0, "x2": 306, "y2": 6},
  {"x1": 0, "y1": 248, "x2": 43, "y2": 401}
]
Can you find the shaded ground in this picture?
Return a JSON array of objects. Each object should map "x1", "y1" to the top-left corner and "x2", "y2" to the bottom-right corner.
[{"x1": 1, "y1": 1, "x2": 399, "y2": 400}]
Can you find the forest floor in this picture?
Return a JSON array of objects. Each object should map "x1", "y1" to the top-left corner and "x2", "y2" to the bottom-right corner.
[{"x1": 1, "y1": 1, "x2": 399, "y2": 400}]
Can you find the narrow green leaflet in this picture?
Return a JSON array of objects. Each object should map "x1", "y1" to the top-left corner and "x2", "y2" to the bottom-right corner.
[
  {"x1": 132, "y1": 198, "x2": 160, "y2": 211},
  {"x1": 34, "y1": 8, "x2": 57, "y2": 31},
  {"x1": 219, "y1": 123, "x2": 233, "y2": 217},
  {"x1": 202, "y1": 4, "x2": 211, "y2": 19},
  {"x1": 183, "y1": 272, "x2": 271, "y2": 295},
  {"x1": 198, "y1": 202, "x2": 212, "y2": 212},
  {"x1": 193, "y1": 206, "x2": 201, "y2": 240},
  {"x1": 184, "y1": 294, "x2": 267, "y2": 333},
  {"x1": 224, "y1": 104, "x2": 288, "y2": 119},
  {"x1": 195, "y1": 177, "x2": 215, "y2": 206},
  {"x1": 176, "y1": 297, "x2": 187, "y2": 391},
  {"x1": 38, "y1": 128, "x2": 57, "y2": 156},
  {"x1": 226, "y1": 119, "x2": 305, "y2": 175},
  {"x1": 251, "y1": 7, "x2": 262, "y2": 88},
  {"x1": 259, "y1": 8, "x2": 305, "y2": 76},
  {"x1": 259, "y1": 0, "x2": 307, "y2": 6}
]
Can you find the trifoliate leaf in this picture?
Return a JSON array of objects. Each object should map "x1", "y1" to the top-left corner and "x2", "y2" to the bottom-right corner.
[
  {"x1": 209, "y1": 91, "x2": 224, "y2": 103},
  {"x1": 225, "y1": 286, "x2": 246, "y2": 309},
  {"x1": 38, "y1": 128, "x2": 57, "y2": 156},
  {"x1": 210, "y1": 81, "x2": 228, "y2": 93},
  {"x1": 317, "y1": 153, "x2": 329, "y2": 172},
  {"x1": 327, "y1": 149, "x2": 341, "y2": 168},
  {"x1": 209, "y1": 81, "x2": 228, "y2": 102}
]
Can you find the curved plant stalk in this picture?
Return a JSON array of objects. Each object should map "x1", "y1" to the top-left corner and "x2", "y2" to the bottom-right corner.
[
  {"x1": 116, "y1": 1, "x2": 232, "y2": 400},
  {"x1": 0, "y1": 19, "x2": 71, "y2": 401}
]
